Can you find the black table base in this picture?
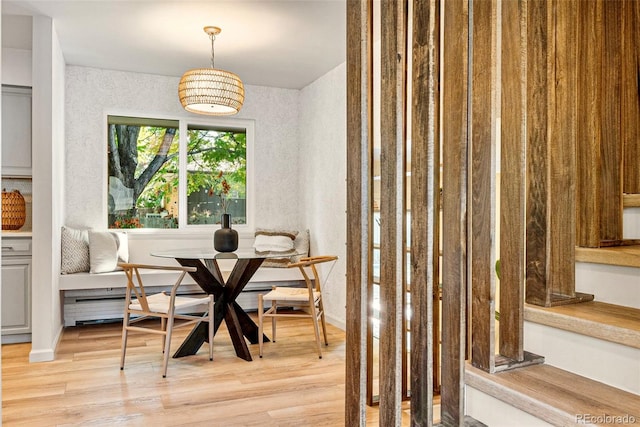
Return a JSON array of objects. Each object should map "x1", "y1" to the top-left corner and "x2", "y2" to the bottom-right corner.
[{"x1": 172, "y1": 257, "x2": 270, "y2": 361}]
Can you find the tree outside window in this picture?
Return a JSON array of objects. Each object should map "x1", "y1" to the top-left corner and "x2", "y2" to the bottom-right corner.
[{"x1": 107, "y1": 116, "x2": 247, "y2": 229}]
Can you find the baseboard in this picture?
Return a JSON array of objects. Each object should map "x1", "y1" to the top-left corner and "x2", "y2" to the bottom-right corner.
[
  {"x1": 29, "y1": 348, "x2": 55, "y2": 363},
  {"x1": 325, "y1": 313, "x2": 345, "y2": 331}
]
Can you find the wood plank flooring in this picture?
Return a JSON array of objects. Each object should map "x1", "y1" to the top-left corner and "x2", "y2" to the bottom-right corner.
[{"x1": 2, "y1": 316, "x2": 409, "y2": 426}]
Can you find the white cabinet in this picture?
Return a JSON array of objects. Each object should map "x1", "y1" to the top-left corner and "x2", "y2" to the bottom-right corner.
[
  {"x1": 2, "y1": 85, "x2": 32, "y2": 177},
  {"x1": 1, "y1": 238, "x2": 32, "y2": 343}
]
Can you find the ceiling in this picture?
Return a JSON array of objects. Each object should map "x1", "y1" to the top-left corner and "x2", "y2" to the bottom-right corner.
[{"x1": 1, "y1": 0, "x2": 346, "y2": 89}]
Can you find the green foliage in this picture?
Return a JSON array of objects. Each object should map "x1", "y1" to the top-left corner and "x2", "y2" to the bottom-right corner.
[
  {"x1": 110, "y1": 126, "x2": 247, "y2": 224},
  {"x1": 186, "y1": 130, "x2": 246, "y2": 197}
]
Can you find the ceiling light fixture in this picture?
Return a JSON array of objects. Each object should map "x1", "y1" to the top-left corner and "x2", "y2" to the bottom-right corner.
[{"x1": 178, "y1": 26, "x2": 245, "y2": 116}]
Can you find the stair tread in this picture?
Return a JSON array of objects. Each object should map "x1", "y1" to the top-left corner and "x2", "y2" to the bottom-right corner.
[
  {"x1": 524, "y1": 301, "x2": 640, "y2": 349},
  {"x1": 466, "y1": 363, "x2": 640, "y2": 426},
  {"x1": 575, "y1": 244, "x2": 640, "y2": 267}
]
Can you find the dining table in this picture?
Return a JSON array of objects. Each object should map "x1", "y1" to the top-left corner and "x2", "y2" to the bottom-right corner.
[{"x1": 152, "y1": 248, "x2": 296, "y2": 361}]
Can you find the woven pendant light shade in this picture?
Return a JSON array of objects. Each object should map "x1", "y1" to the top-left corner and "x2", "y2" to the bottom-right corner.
[
  {"x1": 179, "y1": 26, "x2": 244, "y2": 116},
  {"x1": 179, "y1": 68, "x2": 245, "y2": 115}
]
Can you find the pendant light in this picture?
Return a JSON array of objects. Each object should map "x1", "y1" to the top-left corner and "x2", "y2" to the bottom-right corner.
[{"x1": 178, "y1": 26, "x2": 245, "y2": 115}]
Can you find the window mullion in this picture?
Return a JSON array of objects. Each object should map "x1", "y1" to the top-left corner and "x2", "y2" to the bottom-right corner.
[{"x1": 178, "y1": 119, "x2": 188, "y2": 229}]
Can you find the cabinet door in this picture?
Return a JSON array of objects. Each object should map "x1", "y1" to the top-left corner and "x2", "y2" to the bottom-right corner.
[
  {"x1": 1, "y1": 258, "x2": 31, "y2": 334},
  {"x1": 1, "y1": 86, "x2": 32, "y2": 176}
]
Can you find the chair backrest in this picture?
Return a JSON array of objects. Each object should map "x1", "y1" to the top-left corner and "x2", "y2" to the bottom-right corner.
[
  {"x1": 288, "y1": 255, "x2": 338, "y2": 293},
  {"x1": 122, "y1": 264, "x2": 152, "y2": 312},
  {"x1": 120, "y1": 263, "x2": 195, "y2": 313}
]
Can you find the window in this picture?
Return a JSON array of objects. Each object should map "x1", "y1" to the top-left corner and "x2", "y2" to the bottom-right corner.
[
  {"x1": 107, "y1": 115, "x2": 252, "y2": 230},
  {"x1": 186, "y1": 125, "x2": 247, "y2": 225}
]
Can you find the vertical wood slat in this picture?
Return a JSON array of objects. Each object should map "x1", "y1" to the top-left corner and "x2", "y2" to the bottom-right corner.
[
  {"x1": 379, "y1": 0, "x2": 407, "y2": 425},
  {"x1": 410, "y1": 0, "x2": 439, "y2": 424},
  {"x1": 599, "y1": 0, "x2": 623, "y2": 242},
  {"x1": 622, "y1": 0, "x2": 640, "y2": 194},
  {"x1": 499, "y1": 0, "x2": 526, "y2": 360},
  {"x1": 525, "y1": 0, "x2": 552, "y2": 306},
  {"x1": 441, "y1": 0, "x2": 468, "y2": 424},
  {"x1": 527, "y1": 0, "x2": 582, "y2": 305},
  {"x1": 345, "y1": 1, "x2": 372, "y2": 425},
  {"x1": 548, "y1": 0, "x2": 577, "y2": 297},
  {"x1": 470, "y1": 0, "x2": 497, "y2": 373},
  {"x1": 575, "y1": 0, "x2": 603, "y2": 248}
]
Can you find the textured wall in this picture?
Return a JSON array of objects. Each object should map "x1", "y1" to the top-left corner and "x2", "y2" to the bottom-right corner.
[
  {"x1": 64, "y1": 65, "x2": 301, "y2": 231},
  {"x1": 299, "y1": 61, "x2": 347, "y2": 327}
]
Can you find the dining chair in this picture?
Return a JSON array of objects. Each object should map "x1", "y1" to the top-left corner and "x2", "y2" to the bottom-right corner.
[
  {"x1": 258, "y1": 255, "x2": 338, "y2": 359},
  {"x1": 119, "y1": 263, "x2": 214, "y2": 377}
]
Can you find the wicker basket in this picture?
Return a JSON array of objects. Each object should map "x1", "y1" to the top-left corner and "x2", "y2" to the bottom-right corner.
[{"x1": 2, "y1": 189, "x2": 26, "y2": 230}]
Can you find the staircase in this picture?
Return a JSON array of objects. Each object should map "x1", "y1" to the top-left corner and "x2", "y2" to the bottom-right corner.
[{"x1": 464, "y1": 249, "x2": 640, "y2": 426}]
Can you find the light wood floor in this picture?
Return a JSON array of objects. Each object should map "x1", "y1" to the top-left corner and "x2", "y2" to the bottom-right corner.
[{"x1": 2, "y1": 315, "x2": 408, "y2": 426}]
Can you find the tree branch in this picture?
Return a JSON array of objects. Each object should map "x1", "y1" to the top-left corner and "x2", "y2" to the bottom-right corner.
[{"x1": 134, "y1": 127, "x2": 177, "y2": 199}]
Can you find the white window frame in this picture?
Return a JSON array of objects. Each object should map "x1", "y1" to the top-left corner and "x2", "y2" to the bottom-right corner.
[{"x1": 105, "y1": 111, "x2": 255, "y2": 234}]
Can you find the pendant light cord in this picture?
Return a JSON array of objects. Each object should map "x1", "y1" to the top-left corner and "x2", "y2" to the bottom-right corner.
[{"x1": 210, "y1": 32, "x2": 216, "y2": 69}]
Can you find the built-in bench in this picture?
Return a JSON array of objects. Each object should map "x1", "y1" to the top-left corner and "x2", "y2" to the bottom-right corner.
[
  {"x1": 60, "y1": 267, "x2": 305, "y2": 326},
  {"x1": 59, "y1": 229, "x2": 309, "y2": 326}
]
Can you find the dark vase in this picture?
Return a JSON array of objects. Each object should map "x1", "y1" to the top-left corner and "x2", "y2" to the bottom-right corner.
[{"x1": 214, "y1": 213, "x2": 238, "y2": 252}]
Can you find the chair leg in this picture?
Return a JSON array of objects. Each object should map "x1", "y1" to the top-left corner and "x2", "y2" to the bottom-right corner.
[
  {"x1": 120, "y1": 311, "x2": 130, "y2": 370},
  {"x1": 318, "y1": 299, "x2": 329, "y2": 346},
  {"x1": 162, "y1": 312, "x2": 175, "y2": 378},
  {"x1": 310, "y1": 305, "x2": 323, "y2": 359},
  {"x1": 271, "y1": 300, "x2": 277, "y2": 343},
  {"x1": 208, "y1": 295, "x2": 214, "y2": 361},
  {"x1": 161, "y1": 317, "x2": 167, "y2": 352},
  {"x1": 258, "y1": 294, "x2": 264, "y2": 357}
]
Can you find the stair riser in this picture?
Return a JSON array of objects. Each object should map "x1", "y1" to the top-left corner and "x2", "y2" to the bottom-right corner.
[
  {"x1": 576, "y1": 263, "x2": 640, "y2": 309},
  {"x1": 623, "y1": 207, "x2": 640, "y2": 238},
  {"x1": 524, "y1": 321, "x2": 640, "y2": 395}
]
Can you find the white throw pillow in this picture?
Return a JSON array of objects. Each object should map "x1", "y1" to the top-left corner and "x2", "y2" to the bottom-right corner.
[
  {"x1": 253, "y1": 234, "x2": 296, "y2": 252},
  {"x1": 260, "y1": 229, "x2": 310, "y2": 268},
  {"x1": 60, "y1": 226, "x2": 90, "y2": 274},
  {"x1": 88, "y1": 230, "x2": 129, "y2": 273}
]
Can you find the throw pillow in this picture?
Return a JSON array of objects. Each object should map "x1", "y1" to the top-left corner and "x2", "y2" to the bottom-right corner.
[
  {"x1": 60, "y1": 226, "x2": 90, "y2": 274},
  {"x1": 254, "y1": 228, "x2": 298, "y2": 241},
  {"x1": 261, "y1": 229, "x2": 310, "y2": 268},
  {"x1": 253, "y1": 233, "x2": 296, "y2": 252},
  {"x1": 88, "y1": 230, "x2": 129, "y2": 273}
]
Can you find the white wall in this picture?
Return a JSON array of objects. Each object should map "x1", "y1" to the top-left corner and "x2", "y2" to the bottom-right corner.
[
  {"x1": 29, "y1": 16, "x2": 65, "y2": 362},
  {"x1": 64, "y1": 65, "x2": 301, "y2": 231},
  {"x1": 298, "y1": 61, "x2": 347, "y2": 328},
  {"x1": 2, "y1": 47, "x2": 31, "y2": 86}
]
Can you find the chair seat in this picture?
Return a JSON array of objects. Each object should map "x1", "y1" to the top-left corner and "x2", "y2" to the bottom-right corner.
[
  {"x1": 262, "y1": 287, "x2": 320, "y2": 303},
  {"x1": 129, "y1": 292, "x2": 210, "y2": 314},
  {"x1": 258, "y1": 255, "x2": 338, "y2": 359}
]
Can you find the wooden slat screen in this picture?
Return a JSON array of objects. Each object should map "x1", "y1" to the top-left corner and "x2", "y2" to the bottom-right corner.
[
  {"x1": 410, "y1": 0, "x2": 440, "y2": 424},
  {"x1": 345, "y1": 0, "x2": 373, "y2": 425},
  {"x1": 379, "y1": 0, "x2": 408, "y2": 425},
  {"x1": 440, "y1": 0, "x2": 469, "y2": 423},
  {"x1": 499, "y1": 0, "x2": 526, "y2": 360},
  {"x1": 600, "y1": 0, "x2": 624, "y2": 241},
  {"x1": 469, "y1": 0, "x2": 498, "y2": 373},
  {"x1": 547, "y1": 0, "x2": 577, "y2": 298},
  {"x1": 622, "y1": 0, "x2": 640, "y2": 194}
]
